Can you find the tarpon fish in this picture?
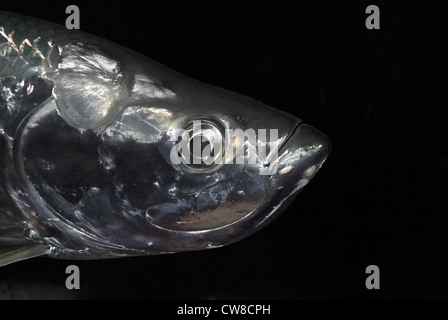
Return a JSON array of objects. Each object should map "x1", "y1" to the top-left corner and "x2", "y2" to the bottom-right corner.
[{"x1": 0, "y1": 11, "x2": 331, "y2": 266}]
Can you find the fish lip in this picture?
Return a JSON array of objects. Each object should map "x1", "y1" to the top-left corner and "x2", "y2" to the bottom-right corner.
[
  {"x1": 277, "y1": 120, "x2": 302, "y2": 154},
  {"x1": 278, "y1": 122, "x2": 332, "y2": 156},
  {"x1": 275, "y1": 122, "x2": 332, "y2": 177}
]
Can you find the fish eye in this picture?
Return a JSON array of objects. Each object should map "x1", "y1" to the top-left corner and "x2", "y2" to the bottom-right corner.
[{"x1": 182, "y1": 119, "x2": 225, "y2": 172}]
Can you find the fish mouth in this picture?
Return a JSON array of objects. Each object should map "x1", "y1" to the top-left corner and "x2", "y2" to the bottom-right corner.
[
  {"x1": 277, "y1": 122, "x2": 332, "y2": 166},
  {"x1": 247, "y1": 123, "x2": 331, "y2": 232},
  {"x1": 278, "y1": 120, "x2": 302, "y2": 155}
]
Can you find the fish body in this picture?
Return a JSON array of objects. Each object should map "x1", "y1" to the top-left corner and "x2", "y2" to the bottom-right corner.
[{"x1": 0, "y1": 11, "x2": 331, "y2": 266}]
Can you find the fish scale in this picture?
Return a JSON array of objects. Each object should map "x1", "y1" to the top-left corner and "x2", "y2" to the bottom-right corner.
[
  {"x1": 0, "y1": 10, "x2": 331, "y2": 267},
  {"x1": 1, "y1": 11, "x2": 64, "y2": 58}
]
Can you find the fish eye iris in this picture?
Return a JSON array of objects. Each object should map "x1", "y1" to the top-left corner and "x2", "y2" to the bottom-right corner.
[{"x1": 183, "y1": 120, "x2": 225, "y2": 170}]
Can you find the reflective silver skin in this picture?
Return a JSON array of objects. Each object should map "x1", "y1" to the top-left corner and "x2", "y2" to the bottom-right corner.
[{"x1": 0, "y1": 11, "x2": 331, "y2": 266}]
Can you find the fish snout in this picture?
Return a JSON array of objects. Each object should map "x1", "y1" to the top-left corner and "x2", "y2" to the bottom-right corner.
[{"x1": 276, "y1": 124, "x2": 331, "y2": 181}]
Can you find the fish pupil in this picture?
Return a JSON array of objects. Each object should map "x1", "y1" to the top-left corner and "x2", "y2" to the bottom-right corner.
[
  {"x1": 188, "y1": 135, "x2": 214, "y2": 168},
  {"x1": 182, "y1": 119, "x2": 224, "y2": 170}
]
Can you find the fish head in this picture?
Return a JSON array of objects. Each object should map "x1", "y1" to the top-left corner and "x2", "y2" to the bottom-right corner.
[
  {"x1": 97, "y1": 49, "x2": 332, "y2": 252},
  {"x1": 15, "y1": 41, "x2": 331, "y2": 256}
]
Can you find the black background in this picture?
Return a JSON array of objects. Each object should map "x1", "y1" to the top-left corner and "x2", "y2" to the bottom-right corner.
[{"x1": 1, "y1": 0, "x2": 447, "y2": 299}]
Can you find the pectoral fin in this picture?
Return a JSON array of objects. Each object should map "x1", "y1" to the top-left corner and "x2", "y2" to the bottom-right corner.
[{"x1": 0, "y1": 243, "x2": 49, "y2": 267}]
